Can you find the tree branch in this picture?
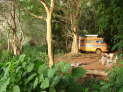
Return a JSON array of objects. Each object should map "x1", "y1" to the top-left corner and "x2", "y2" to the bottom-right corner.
[
  {"x1": 16, "y1": 2, "x2": 46, "y2": 21},
  {"x1": 50, "y1": 0, "x2": 54, "y2": 12},
  {"x1": 40, "y1": 0, "x2": 49, "y2": 13},
  {"x1": 27, "y1": 10, "x2": 46, "y2": 21},
  {"x1": 22, "y1": 8, "x2": 46, "y2": 21}
]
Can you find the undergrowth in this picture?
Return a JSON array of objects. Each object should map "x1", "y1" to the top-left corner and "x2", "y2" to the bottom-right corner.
[
  {"x1": 0, "y1": 51, "x2": 86, "y2": 92},
  {"x1": 0, "y1": 45, "x2": 123, "y2": 92}
]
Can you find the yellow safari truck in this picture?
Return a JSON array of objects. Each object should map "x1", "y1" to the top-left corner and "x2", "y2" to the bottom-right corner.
[{"x1": 78, "y1": 35, "x2": 108, "y2": 54}]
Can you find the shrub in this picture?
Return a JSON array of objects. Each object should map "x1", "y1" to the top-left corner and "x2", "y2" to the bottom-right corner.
[
  {"x1": 0, "y1": 50, "x2": 13, "y2": 63},
  {"x1": 98, "y1": 65, "x2": 123, "y2": 92},
  {"x1": 0, "y1": 54, "x2": 86, "y2": 92},
  {"x1": 81, "y1": 78, "x2": 104, "y2": 92}
]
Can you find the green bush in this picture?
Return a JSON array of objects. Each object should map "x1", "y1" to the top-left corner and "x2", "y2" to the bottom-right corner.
[
  {"x1": 23, "y1": 44, "x2": 48, "y2": 55},
  {"x1": 0, "y1": 50, "x2": 13, "y2": 63},
  {"x1": 81, "y1": 78, "x2": 104, "y2": 92},
  {"x1": 1, "y1": 45, "x2": 123, "y2": 92},
  {"x1": 0, "y1": 54, "x2": 86, "y2": 92},
  {"x1": 101, "y1": 66, "x2": 123, "y2": 92}
]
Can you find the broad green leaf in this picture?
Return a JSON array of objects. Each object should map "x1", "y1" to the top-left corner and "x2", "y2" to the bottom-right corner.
[
  {"x1": 0, "y1": 78, "x2": 10, "y2": 92},
  {"x1": 13, "y1": 85, "x2": 20, "y2": 92},
  {"x1": 38, "y1": 64, "x2": 48, "y2": 74},
  {"x1": 51, "y1": 76, "x2": 61, "y2": 87},
  {"x1": 40, "y1": 78, "x2": 49, "y2": 89},
  {"x1": 18, "y1": 54, "x2": 26, "y2": 62},
  {"x1": 25, "y1": 73, "x2": 37, "y2": 84},
  {"x1": 72, "y1": 67, "x2": 86, "y2": 78},
  {"x1": 27, "y1": 63, "x2": 34, "y2": 72},
  {"x1": 48, "y1": 68, "x2": 56, "y2": 79},
  {"x1": 49, "y1": 87, "x2": 56, "y2": 92},
  {"x1": 3, "y1": 64, "x2": 10, "y2": 78},
  {"x1": 55, "y1": 62, "x2": 71, "y2": 73},
  {"x1": 33, "y1": 77, "x2": 38, "y2": 88},
  {"x1": 39, "y1": 74, "x2": 44, "y2": 82},
  {"x1": 61, "y1": 63, "x2": 71, "y2": 73},
  {"x1": 22, "y1": 62, "x2": 27, "y2": 68},
  {"x1": 16, "y1": 66, "x2": 22, "y2": 73}
]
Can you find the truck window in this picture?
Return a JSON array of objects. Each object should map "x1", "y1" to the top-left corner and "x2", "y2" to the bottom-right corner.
[
  {"x1": 86, "y1": 40, "x2": 95, "y2": 43},
  {"x1": 96, "y1": 40, "x2": 104, "y2": 43}
]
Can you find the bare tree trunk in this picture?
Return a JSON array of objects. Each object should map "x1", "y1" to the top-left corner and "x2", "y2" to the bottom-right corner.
[
  {"x1": 11, "y1": 32, "x2": 20, "y2": 56},
  {"x1": 71, "y1": 26, "x2": 79, "y2": 54},
  {"x1": 46, "y1": 12, "x2": 54, "y2": 67},
  {"x1": 11, "y1": 0, "x2": 20, "y2": 56},
  {"x1": 7, "y1": 31, "x2": 10, "y2": 51},
  {"x1": 39, "y1": 0, "x2": 54, "y2": 67}
]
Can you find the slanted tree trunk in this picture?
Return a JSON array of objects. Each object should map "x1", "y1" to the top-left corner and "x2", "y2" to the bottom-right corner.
[
  {"x1": 71, "y1": 26, "x2": 79, "y2": 54},
  {"x1": 46, "y1": 12, "x2": 54, "y2": 67}
]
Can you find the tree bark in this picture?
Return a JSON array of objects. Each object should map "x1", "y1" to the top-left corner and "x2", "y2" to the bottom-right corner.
[
  {"x1": 10, "y1": 0, "x2": 21, "y2": 56},
  {"x1": 11, "y1": 32, "x2": 21, "y2": 56},
  {"x1": 71, "y1": 26, "x2": 79, "y2": 54},
  {"x1": 46, "y1": 12, "x2": 54, "y2": 67},
  {"x1": 40, "y1": 0, "x2": 54, "y2": 67}
]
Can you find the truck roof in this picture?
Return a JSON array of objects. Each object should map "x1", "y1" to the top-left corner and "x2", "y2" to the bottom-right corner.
[
  {"x1": 80, "y1": 34, "x2": 98, "y2": 37},
  {"x1": 79, "y1": 35, "x2": 104, "y2": 40}
]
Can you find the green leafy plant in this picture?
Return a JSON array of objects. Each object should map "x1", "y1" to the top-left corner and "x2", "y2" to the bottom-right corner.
[
  {"x1": 99, "y1": 65, "x2": 123, "y2": 92},
  {"x1": 0, "y1": 53, "x2": 86, "y2": 92}
]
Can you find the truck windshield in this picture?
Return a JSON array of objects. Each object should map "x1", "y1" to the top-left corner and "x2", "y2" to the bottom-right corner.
[{"x1": 96, "y1": 40, "x2": 104, "y2": 43}]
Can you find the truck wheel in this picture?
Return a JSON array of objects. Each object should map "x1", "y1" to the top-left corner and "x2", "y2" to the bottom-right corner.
[{"x1": 96, "y1": 49, "x2": 102, "y2": 54}]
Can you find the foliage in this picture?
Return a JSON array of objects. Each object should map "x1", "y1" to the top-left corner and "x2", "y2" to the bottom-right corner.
[
  {"x1": 0, "y1": 53, "x2": 86, "y2": 92},
  {"x1": 96, "y1": 0, "x2": 123, "y2": 51},
  {"x1": 100, "y1": 66, "x2": 123, "y2": 92},
  {"x1": 81, "y1": 78, "x2": 103, "y2": 92},
  {"x1": 0, "y1": 50, "x2": 13, "y2": 63},
  {"x1": 23, "y1": 44, "x2": 48, "y2": 55},
  {"x1": 79, "y1": 0, "x2": 98, "y2": 34},
  {"x1": 1, "y1": 0, "x2": 123, "y2": 92}
]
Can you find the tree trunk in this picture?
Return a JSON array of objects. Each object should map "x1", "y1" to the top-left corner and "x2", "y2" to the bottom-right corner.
[
  {"x1": 12, "y1": 33, "x2": 21, "y2": 56},
  {"x1": 46, "y1": 12, "x2": 54, "y2": 67},
  {"x1": 7, "y1": 32, "x2": 10, "y2": 51},
  {"x1": 71, "y1": 26, "x2": 79, "y2": 54},
  {"x1": 13, "y1": 43, "x2": 18, "y2": 55}
]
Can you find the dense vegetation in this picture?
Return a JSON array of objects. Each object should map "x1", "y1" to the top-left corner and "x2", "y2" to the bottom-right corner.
[
  {"x1": 0, "y1": 0, "x2": 123, "y2": 92},
  {"x1": 0, "y1": 46, "x2": 123, "y2": 92}
]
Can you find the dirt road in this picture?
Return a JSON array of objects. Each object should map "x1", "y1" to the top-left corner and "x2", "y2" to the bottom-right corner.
[{"x1": 55, "y1": 53, "x2": 109, "y2": 71}]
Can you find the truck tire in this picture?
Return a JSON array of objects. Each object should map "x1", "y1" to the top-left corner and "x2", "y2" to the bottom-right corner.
[{"x1": 96, "y1": 48, "x2": 102, "y2": 54}]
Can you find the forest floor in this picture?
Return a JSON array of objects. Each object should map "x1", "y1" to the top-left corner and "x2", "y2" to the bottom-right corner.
[
  {"x1": 54, "y1": 53, "x2": 112, "y2": 75},
  {"x1": 55, "y1": 53, "x2": 113, "y2": 80}
]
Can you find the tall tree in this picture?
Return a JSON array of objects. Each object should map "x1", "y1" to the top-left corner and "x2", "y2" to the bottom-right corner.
[
  {"x1": 60, "y1": 0, "x2": 83, "y2": 54},
  {"x1": 19, "y1": 0, "x2": 55, "y2": 67},
  {"x1": 69, "y1": 0, "x2": 81, "y2": 54},
  {"x1": 0, "y1": 0, "x2": 23, "y2": 55},
  {"x1": 10, "y1": 0, "x2": 23, "y2": 55},
  {"x1": 41, "y1": 0, "x2": 54, "y2": 67}
]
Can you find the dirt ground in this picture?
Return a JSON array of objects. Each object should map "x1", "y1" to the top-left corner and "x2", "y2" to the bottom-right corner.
[{"x1": 54, "y1": 53, "x2": 111, "y2": 71}]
